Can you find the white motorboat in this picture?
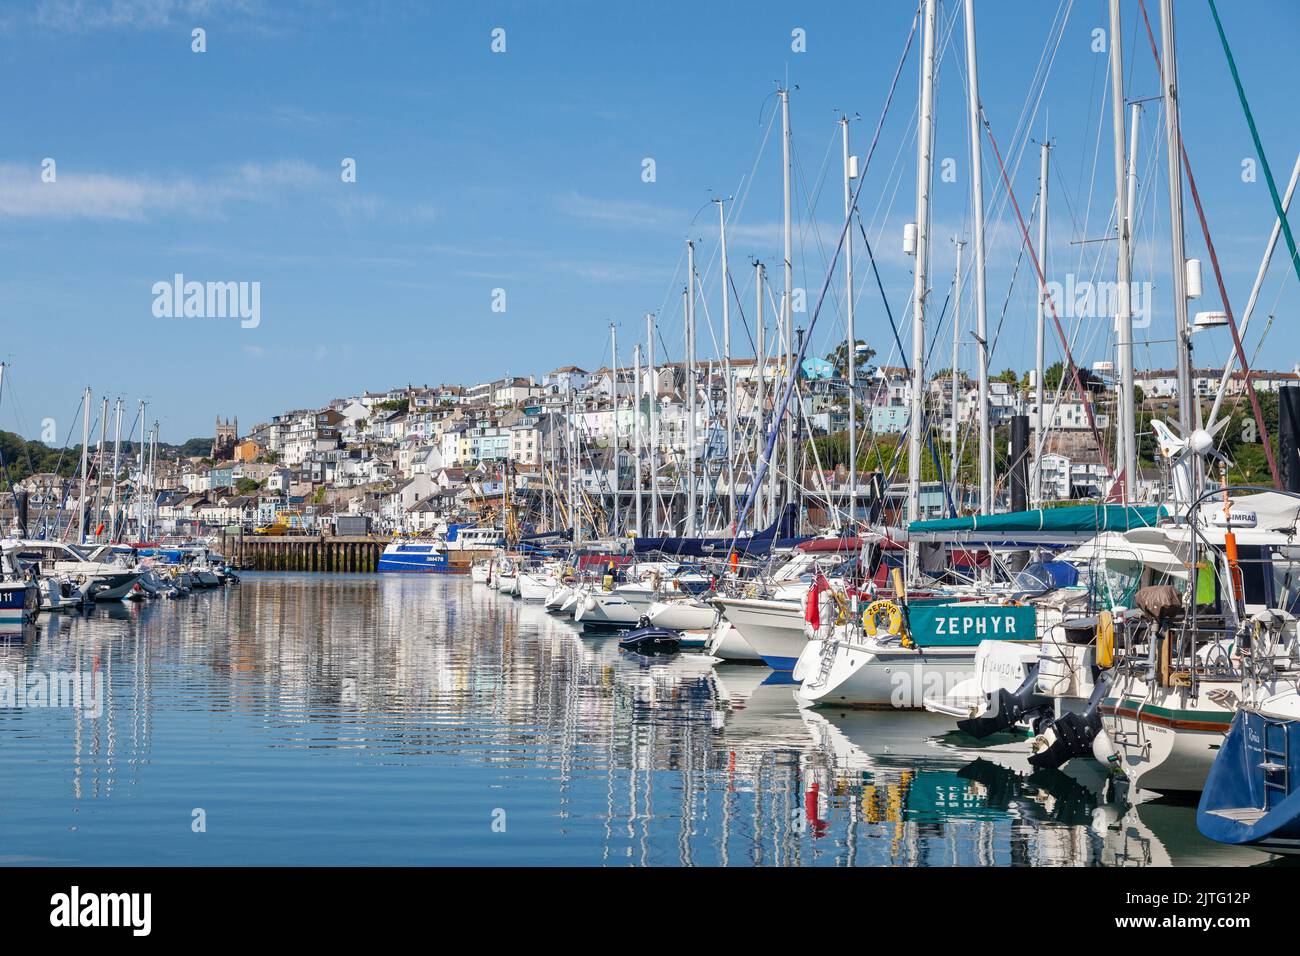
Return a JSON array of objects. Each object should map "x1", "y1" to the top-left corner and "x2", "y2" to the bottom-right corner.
[
  {"x1": 38, "y1": 572, "x2": 89, "y2": 610},
  {"x1": 704, "y1": 620, "x2": 765, "y2": 662},
  {"x1": 517, "y1": 571, "x2": 554, "y2": 602},
  {"x1": 3, "y1": 539, "x2": 141, "y2": 602},
  {"x1": 558, "y1": 586, "x2": 583, "y2": 616},
  {"x1": 712, "y1": 595, "x2": 807, "y2": 669},
  {"x1": 794, "y1": 592, "x2": 1040, "y2": 709},
  {"x1": 573, "y1": 580, "x2": 655, "y2": 626},
  {"x1": 646, "y1": 596, "x2": 716, "y2": 631},
  {"x1": 711, "y1": 538, "x2": 876, "y2": 668},
  {"x1": 544, "y1": 584, "x2": 573, "y2": 611}
]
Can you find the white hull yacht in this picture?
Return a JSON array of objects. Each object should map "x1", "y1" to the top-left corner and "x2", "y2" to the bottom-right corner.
[{"x1": 3, "y1": 540, "x2": 141, "y2": 602}]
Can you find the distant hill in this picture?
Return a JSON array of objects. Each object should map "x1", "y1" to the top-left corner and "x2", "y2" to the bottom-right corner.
[{"x1": 0, "y1": 430, "x2": 214, "y2": 484}]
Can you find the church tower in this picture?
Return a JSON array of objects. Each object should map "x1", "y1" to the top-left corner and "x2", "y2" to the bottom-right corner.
[{"x1": 213, "y1": 416, "x2": 238, "y2": 460}]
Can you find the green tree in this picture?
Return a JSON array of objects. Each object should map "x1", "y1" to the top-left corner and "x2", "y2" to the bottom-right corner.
[
  {"x1": 825, "y1": 339, "x2": 876, "y2": 378},
  {"x1": 1221, "y1": 392, "x2": 1279, "y2": 486},
  {"x1": 177, "y1": 437, "x2": 215, "y2": 457}
]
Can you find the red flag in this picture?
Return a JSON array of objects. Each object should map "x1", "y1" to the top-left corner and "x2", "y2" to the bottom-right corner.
[{"x1": 805, "y1": 573, "x2": 830, "y2": 629}]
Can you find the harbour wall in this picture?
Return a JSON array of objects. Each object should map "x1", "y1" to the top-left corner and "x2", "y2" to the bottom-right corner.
[{"x1": 222, "y1": 533, "x2": 492, "y2": 573}]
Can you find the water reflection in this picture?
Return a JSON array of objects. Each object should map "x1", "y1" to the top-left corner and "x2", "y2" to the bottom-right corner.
[{"x1": 0, "y1": 574, "x2": 1271, "y2": 866}]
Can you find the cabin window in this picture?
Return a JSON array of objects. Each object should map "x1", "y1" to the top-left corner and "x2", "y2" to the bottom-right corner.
[
  {"x1": 1269, "y1": 547, "x2": 1300, "y2": 615},
  {"x1": 1094, "y1": 553, "x2": 1143, "y2": 610},
  {"x1": 1237, "y1": 545, "x2": 1271, "y2": 607}
]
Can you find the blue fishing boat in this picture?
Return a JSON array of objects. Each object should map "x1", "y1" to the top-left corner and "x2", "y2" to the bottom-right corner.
[
  {"x1": 1198, "y1": 694, "x2": 1300, "y2": 855},
  {"x1": 377, "y1": 538, "x2": 453, "y2": 573},
  {"x1": 0, "y1": 551, "x2": 40, "y2": 631},
  {"x1": 0, "y1": 581, "x2": 38, "y2": 629}
]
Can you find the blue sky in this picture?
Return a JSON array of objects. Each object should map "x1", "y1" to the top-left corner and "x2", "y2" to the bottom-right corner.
[{"x1": 1, "y1": 0, "x2": 1297, "y2": 442}]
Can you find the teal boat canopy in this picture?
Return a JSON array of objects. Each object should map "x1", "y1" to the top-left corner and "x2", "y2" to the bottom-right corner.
[{"x1": 908, "y1": 505, "x2": 1165, "y2": 543}]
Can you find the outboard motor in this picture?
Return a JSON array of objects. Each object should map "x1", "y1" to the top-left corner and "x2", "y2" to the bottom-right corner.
[
  {"x1": 1027, "y1": 671, "x2": 1113, "y2": 770},
  {"x1": 958, "y1": 663, "x2": 1054, "y2": 739}
]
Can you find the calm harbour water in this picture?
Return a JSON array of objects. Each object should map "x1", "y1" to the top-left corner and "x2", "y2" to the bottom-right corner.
[{"x1": 0, "y1": 573, "x2": 1270, "y2": 866}]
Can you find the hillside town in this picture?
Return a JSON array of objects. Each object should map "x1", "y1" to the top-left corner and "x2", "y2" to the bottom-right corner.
[{"x1": 15, "y1": 358, "x2": 1298, "y2": 541}]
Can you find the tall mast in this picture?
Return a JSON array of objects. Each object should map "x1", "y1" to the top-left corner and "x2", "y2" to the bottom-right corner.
[
  {"x1": 1126, "y1": 103, "x2": 1141, "y2": 272},
  {"x1": 633, "y1": 343, "x2": 643, "y2": 536},
  {"x1": 646, "y1": 311, "x2": 659, "y2": 536},
  {"x1": 147, "y1": 420, "x2": 157, "y2": 540},
  {"x1": 780, "y1": 87, "x2": 795, "y2": 525},
  {"x1": 546, "y1": 419, "x2": 556, "y2": 530},
  {"x1": 77, "y1": 386, "x2": 91, "y2": 544},
  {"x1": 610, "y1": 323, "x2": 620, "y2": 539},
  {"x1": 952, "y1": 239, "x2": 965, "y2": 500},
  {"x1": 110, "y1": 398, "x2": 123, "y2": 541},
  {"x1": 1110, "y1": 0, "x2": 1137, "y2": 501},
  {"x1": 565, "y1": 394, "x2": 575, "y2": 544},
  {"x1": 841, "y1": 115, "x2": 859, "y2": 529},
  {"x1": 715, "y1": 198, "x2": 736, "y2": 530},
  {"x1": 754, "y1": 259, "x2": 766, "y2": 529},
  {"x1": 680, "y1": 287, "x2": 689, "y2": 533},
  {"x1": 152, "y1": 420, "x2": 159, "y2": 538},
  {"x1": 685, "y1": 240, "x2": 697, "y2": 535},
  {"x1": 136, "y1": 400, "x2": 146, "y2": 539},
  {"x1": 907, "y1": 0, "x2": 937, "y2": 562},
  {"x1": 96, "y1": 395, "x2": 108, "y2": 539},
  {"x1": 964, "y1": 0, "x2": 991, "y2": 513},
  {"x1": 1035, "y1": 141, "x2": 1050, "y2": 506},
  {"x1": 1159, "y1": 0, "x2": 1195, "y2": 438}
]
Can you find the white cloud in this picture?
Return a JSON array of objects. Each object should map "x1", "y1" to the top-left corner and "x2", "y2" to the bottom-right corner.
[
  {"x1": 31, "y1": 0, "x2": 264, "y2": 33},
  {"x1": 235, "y1": 159, "x2": 328, "y2": 188},
  {"x1": 0, "y1": 164, "x2": 206, "y2": 219},
  {"x1": 0, "y1": 159, "x2": 335, "y2": 221},
  {"x1": 556, "y1": 191, "x2": 682, "y2": 231},
  {"x1": 552, "y1": 260, "x2": 675, "y2": 283}
]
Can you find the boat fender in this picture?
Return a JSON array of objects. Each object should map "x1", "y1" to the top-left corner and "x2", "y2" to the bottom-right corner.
[
  {"x1": 584, "y1": 595, "x2": 597, "y2": 612},
  {"x1": 1096, "y1": 610, "x2": 1115, "y2": 668},
  {"x1": 862, "y1": 600, "x2": 903, "y2": 638},
  {"x1": 1090, "y1": 804, "x2": 1122, "y2": 835},
  {"x1": 1091, "y1": 726, "x2": 1118, "y2": 766}
]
